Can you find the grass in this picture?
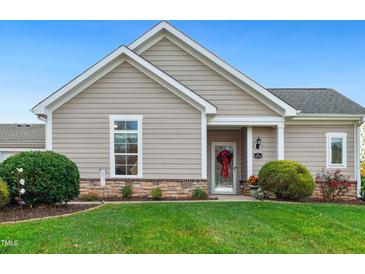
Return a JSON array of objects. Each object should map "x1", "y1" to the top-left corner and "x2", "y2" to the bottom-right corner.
[{"x1": 0, "y1": 201, "x2": 365, "y2": 254}]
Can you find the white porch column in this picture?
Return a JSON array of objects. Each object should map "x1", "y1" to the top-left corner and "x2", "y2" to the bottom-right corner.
[
  {"x1": 201, "y1": 112, "x2": 207, "y2": 179},
  {"x1": 247, "y1": 127, "x2": 253, "y2": 179},
  {"x1": 277, "y1": 124, "x2": 285, "y2": 160},
  {"x1": 355, "y1": 124, "x2": 361, "y2": 197}
]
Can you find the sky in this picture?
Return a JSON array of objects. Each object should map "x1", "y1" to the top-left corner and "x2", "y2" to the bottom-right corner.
[{"x1": 0, "y1": 20, "x2": 364, "y2": 123}]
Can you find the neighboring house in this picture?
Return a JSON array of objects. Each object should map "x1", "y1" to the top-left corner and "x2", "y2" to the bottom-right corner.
[
  {"x1": 0, "y1": 124, "x2": 45, "y2": 162},
  {"x1": 31, "y1": 21, "x2": 365, "y2": 198}
]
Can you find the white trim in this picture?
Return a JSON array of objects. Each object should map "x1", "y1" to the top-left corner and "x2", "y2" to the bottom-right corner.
[
  {"x1": 129, "y1": 21, "x2": 297, "y2": 117},
  {"x1": 32, "y1": 46, "x2": 216, "y2": 115},
  {"x1": 45, "y1": 112, "x2": 52, "y2": 150},
  {"x1": 46, "y1": 60, "x2": 124, "y2": 112},
  {"x1": 326, "y1": 132, "x2": 347, "y2": 169},
  {"x1": 246, "y1": 127, "x2": 253, "y2": 179},
  {"x1": 277, "y1": 124, "x2": 285, "y2": 160},
  {"x1": 355, "y1": 124, "x2": 361, "y2": 197},
  {"x1": 109, "y1": 115, "x2": 143, "y2": 179},
  {"x1": 201, "y1": 112, "x2": 207, "y2": 179},
  {"x1": 211, "y1": 142, "x2": 237, "y2": 194},
  {"x1": 208, "y1": 116, "x2": 284, "y2": 127}
]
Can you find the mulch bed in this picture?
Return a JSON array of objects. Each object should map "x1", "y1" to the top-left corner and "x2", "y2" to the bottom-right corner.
[
  {"x1": 300, "y1": 197, "x2": 365, "y2": 205},
  {"x1": 0, "y1": 204, "x2": 98, "y2": 223},
  {"x1": 263, "y1": 197, "x2": 365, "y2": 205}
]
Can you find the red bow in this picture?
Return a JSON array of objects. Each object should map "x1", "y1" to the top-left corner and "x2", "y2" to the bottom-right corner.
[{"x1": 217, "y1": 150, "x2": 233, "y2": 178}]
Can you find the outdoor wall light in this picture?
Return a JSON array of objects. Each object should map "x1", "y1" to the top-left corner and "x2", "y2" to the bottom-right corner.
[{"x1": 256, "y1": 136, "x2": 262, "y2": 149}]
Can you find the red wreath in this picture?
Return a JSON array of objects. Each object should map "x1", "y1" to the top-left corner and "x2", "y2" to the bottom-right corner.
[{"x1": 217, "y1": 150, "x2": 233, "y2": 178}]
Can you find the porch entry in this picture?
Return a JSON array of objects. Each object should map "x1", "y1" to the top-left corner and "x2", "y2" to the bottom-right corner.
[{"x1": 211, "y1": 142, "x2": 237, "y2": 194}]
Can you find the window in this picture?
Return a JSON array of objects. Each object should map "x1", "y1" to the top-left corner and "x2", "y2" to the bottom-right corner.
[
  {"x1": 110, "y1": 115, "x2": 142, "y2": 178},
  {"x1": 326, "y1": 133, "x2": 347, "y2": 168}
]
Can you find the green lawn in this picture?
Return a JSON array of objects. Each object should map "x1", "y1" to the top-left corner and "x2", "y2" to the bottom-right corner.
[{"x1": 1, "y1": 201, "x2": 365, "y2": 254}]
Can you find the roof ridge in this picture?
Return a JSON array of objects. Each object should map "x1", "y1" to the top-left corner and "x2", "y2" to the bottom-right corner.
[{"x1": 128, "y1": 21, "x2": 297, "y2": 116}]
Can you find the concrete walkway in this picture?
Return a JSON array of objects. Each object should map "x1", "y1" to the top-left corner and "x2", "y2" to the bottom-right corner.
[{"x1": 69, "y1": 195, "x2": 257, "y2": 205}]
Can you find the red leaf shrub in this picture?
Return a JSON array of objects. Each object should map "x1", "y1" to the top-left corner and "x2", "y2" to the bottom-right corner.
[{"x1": 315, "y1": 169, "x2": 351, "y2": 202}]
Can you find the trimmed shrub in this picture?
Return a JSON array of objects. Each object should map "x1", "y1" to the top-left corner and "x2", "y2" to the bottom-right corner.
[
  {"x1": 120, "y1": 185, "x2": 133, "y2": 199},
  {"x1": 151, "y1": 187, "x2": 162, "y2": 200},
  {"x1": 0, "y1": 178, "x2": 10, "y2": 208},
  {"x1": 0, "y1": 151, "x2": 80, "y2": 206},
  {"x1": 192, "y1": 188, "x2": 207, "y2": 200},
  {"x1": 258, "y1": 160, "x2": 314, "y2": 200}
]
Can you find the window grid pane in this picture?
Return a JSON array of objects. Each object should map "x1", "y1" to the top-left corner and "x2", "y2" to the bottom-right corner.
[
  {"x1": 113, "y1": 120, "x2": 139, "y2": 176},
  {"x1": 331, "y1": 137, "x2": 343, "y2": 164}
]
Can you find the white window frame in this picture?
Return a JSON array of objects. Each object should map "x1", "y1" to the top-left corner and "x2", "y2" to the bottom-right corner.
[
  {"x1": 326, "y1": 132, "x2": 347, "y2": 169},
  {"x1": 109, "y1": 115, "x2": 143, "y2": 178}
]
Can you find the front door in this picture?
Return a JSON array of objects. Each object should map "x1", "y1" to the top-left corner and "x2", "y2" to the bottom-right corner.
[{"x1": 211, "y1": 142, "x2": 237, "y2": 194}]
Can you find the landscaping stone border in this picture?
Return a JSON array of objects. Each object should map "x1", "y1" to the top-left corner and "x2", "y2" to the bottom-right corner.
[{"x1": 80, "y1": 178, "x2": 208, "y2": 199}]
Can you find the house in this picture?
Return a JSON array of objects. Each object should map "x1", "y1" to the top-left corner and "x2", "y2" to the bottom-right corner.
[
  {"x1": 31, "y1": 21, "x2": 365, "y2": 199},
  {"x1": 0, "y1": 124, "x2": 45, "y2": 162}
]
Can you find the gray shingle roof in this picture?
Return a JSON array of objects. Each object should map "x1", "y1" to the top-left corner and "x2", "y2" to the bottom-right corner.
[
  {"x1": 0, "y1": 124, "x2": 45, "y2": 147},
  {"x1": 268, "y1": 88, "x2": 365, "y2": 115}
]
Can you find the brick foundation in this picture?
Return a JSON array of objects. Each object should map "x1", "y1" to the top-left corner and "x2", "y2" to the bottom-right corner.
[
  {"x1": 79, "y1": 178, "x2": 208, "y2": 199},
  {"x1": 240, "y1": 180, "x2": 358, "y2": 201}
]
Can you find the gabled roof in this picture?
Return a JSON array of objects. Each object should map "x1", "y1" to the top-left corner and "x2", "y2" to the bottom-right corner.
[
  {"x1": 269, "y1": 88, "x2": 365, "y2": 115},
  {"x1": 32, "y1": 46, "x2": 217, "y2": 115},
  {"x1": 129, "y1": 21, "x2": 298, "y2": 116},
  {"x1": 0, "y1": 124, "x2": 45, "y2": 147}
]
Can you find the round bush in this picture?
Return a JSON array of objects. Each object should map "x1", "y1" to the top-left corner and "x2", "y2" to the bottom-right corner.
[
  {"x1": 192, "y1": 188, "x2": 207, "y2": 200},
  {"x1": 258, "y1": 160, "x2": 314, "y2": 200},
  {"x1": 120, "y1": 185, "x2": 133, "y2": 199},
  {"x1": 0, "y1": 178, "x2": 10, "y2": 208},
  {"x1": 0, "y1": 151, "x2": 80, "y2": 206}
]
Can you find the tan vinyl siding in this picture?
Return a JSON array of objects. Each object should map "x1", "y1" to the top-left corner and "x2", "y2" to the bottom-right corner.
[
  {"x1": 53, "y1": 61, "x2": 201, "y2": 179},
  {"x1": 0, "y1": 143, "x2": 44, "y2": 149},
  {"x1": 252, "y1": 127, "x2": 277, "y2": 175},
  {"x1": 142, "y1": 38, "x2": 278, "y2": 117},
  {"x1": 285, "y1": 124, "x2": 355, "y2": 178},
  {"x1": 207, "y1": 129, "x2": 242, "y2": 193}
]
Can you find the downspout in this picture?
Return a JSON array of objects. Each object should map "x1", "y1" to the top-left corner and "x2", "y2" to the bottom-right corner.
[{"x1": 355, "y1": 122, "x2": 362, "y2": 198}]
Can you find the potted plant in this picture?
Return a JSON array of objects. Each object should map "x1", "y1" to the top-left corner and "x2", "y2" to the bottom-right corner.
[{"x1": 248, "y1": 176, "x2": 259, "y2": 197}]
